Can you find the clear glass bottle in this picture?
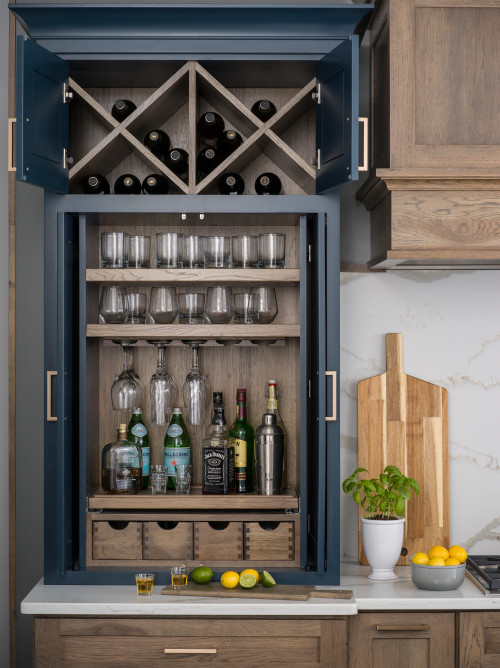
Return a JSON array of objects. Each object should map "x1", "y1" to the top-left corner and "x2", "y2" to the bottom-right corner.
[
  {"x1": 101, "y1": 423, "x2": 142, "y2": 494},
  {"x1": 202, "y1": 401, "x2": 235, "y2": 494}
]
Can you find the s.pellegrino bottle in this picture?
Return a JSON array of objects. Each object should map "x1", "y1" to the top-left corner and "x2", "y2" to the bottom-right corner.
[
  {"x1": 218, "y1": 173, "x2": 244, "y2": 195},
  {"x1": 164, "y1": 408, "x2": 191, "y2": 490},
  {"x1": 143, "y1": 129, "x2": 171, "y2": 163},
  {"x1": 216, "y1": 130, "x2": 243, "y2": 159},
  {"x1": 82, "y1": 174, "x2": 110, "y2": 194},
  {"x1": 114, "y1": 174, "x2": 142, "y2": 194},
  {"x1": 228, "y1": 389, "x2": 254, "y2": 493},
  {"x1": 265, "y1": 380, "x2": 287, "y2": 490},
  {"x1": 255, "y1": 172, "x2": 282, "y2": 195},
  {"x1": 101, "y1": 424, "x2": 142, "y2": 494},
  {"x1": 197, "y1": 111, "x2": 224, "y2": 146},
  {"x1": 111, "y1": 99, "x2": 137, "y2": 122},
  {"x1": 165, "y1": 149, "x2": 189, "y2": 181},
  {"x1": 197, "y1": 147, "x2": 220, "y2": 179},
  {"x1": 142, "y1": 173, "x2": 170, "y2": 195},
  {"x1": 127, "y1": 408, "x2": 150, "y2": 489},
  {"x1": 202, "y1": 399, "x2": 235, "y2": 494},
  {"x1": 251, "y1": 99, "x2": 277, "y2": 122}
]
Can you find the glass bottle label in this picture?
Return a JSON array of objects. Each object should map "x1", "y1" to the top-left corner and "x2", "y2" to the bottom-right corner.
[
  {"x1": 167, "y1": 424, "x2": 183, "y2": 437},
  {"x1": 141, "y1": 446, "x2": 150, "y2": 475},
  {"x1": 234, "y1": 439, "x2": 247, "y2": 467},
  {"x1": 164, "y1": 447, "x2": 190, "y2": 476},
  {"x1": 131, "y1": 424, "x2": 147, "y2": 437}
]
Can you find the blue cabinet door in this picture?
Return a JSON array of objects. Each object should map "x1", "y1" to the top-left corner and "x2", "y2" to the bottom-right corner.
[
  {"x1": 16, "y1": 36, "x2": 69, "y2": 193},
  {"x1": 316, "y1": 36, "x2": 359, "y2": 193}
]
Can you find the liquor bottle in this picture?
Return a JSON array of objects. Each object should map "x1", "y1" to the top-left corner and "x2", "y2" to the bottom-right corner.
[
  {"x1": 255, "y1": 172, "x2": 282, "y2": 195},
  {"x1": 111, "y1": 99, "x2": 137, "y2": 122},
  {"x1": 164, "y1": 408, "x2": 191, "y2": 490},
  {"x1": 142, "y1": 173, "x2": 170, "y2": 195},
  {"x1": 82, "y1": 174, "x2": 110, "y2": 194},
  {"x1": 114, "y1": 174, "x2": 142, "y2": 194},
  {"x1": 251, "y1": 99, "x2": 277, "y2": 122},
  {"x1": 202, "y1": 401, "x2": 235, "y2": 494},
  {"x1": 205, "y1": 392, "x2": 223, "y2": 437},
  {"x1": 101, "y1": 424, "x2": 142, "y2": 494},
  {"x1": 218, "y1": 173, "x2": 244, "y2": 195},
  {"x1": 228, "y1": 389, "x2": 255, "y2": 493},
  {"x1": 127, "y1": 408, "x2": 150, "y2": 489},
  {"x1": 216, "y1": 130, "x2": 243, "y2": 159},
  {"x1": 143, "y1": 129, "x2": 171, "y2": 162},
  {"x1": 197, "y1": 111, "x2": 225, "y2": 146},
  {"x1": 197, "y1": 147, "x2": 220, "y2": 179},
  {"x1": 164, "y1": 149, "x2": 189, "y2": 181},
  {"x1": 264, "y1": 380, "x2": 287, "y2": 490}
]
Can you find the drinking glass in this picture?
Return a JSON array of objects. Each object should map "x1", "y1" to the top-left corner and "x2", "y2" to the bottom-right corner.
[
  {"x1": 233, "y1": 290, "x2": 253, "y2": 324},
  {"x1": 232, "y1": 235, "x2": 259, "y2": 268},
  {"x1": 204, "y1": 236, "x2": 231, "y2": 268},
  {"x1": 156, "y1": 233, "x2": 183, "y2": 268},
  {"x1": 100, "y1": 232, "x2": 129, "y2": 268},
  {"x1": 183, "y1": 235, "x2": 204, "y2": 268},
  {"x1": 135, "y1": 573, "x2": 154, "y2": 596},
  {"x1": 178, "y1": 292, "x2": 206, "y2": 324},
  {"x1": 126, "y1": 290, "x2": 147, "y2": 324},
  {"x1": 99, "y1": 286, "x2": 129, "y2": 323},
  {"x1": 149, "y1": 286, "x2": 178, "y2": 324},
  {"x1": 111, "y1": 341, "x2": 144, "y2": 411},
  {"x1": 129, "y1": 235, "x2": 151, "y2": 268},
  {"x1": 249, "y1": 286, "x2": 278, "y2": 324},
  {"x1": 149, "y1": 341, "x2": 177, "y2": 426},
  {"x1": 183, "y1": 342, "x2": 210, "y2": 426},
  {"x1": 151, "y1": 465, "x2": 167, "y2": 495},
  {"x1": 258, "y1": 233, "x2": 286, "y2": 268},
  {"x1": 170, "y1": 565, "x2": 189, "y2": 589},
  {"x1": 174, "y1": 464, "x2": 192, "y2": 495},
  {"x1": 204, "y1": 286, "x2": 234, "y2": 324}
]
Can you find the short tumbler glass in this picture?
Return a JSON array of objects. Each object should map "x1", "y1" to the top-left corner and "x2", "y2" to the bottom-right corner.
[
  {"x1": 135, "y1": 573, "x2": 154, "y2": 596},
  {"x1": 258, "y1": 233, "x2": 286, "y2": 268},
  {"x1": 174, "y1": 464, "x2": 192, "y2": 495},
  {"x1": 151, "y1": 465, "x2": 167, "y2": 495},
  {"x1": 232, "y1": 235, "x2": 259, "y2": 268},
  {"x1": 183, "y1": 235, "x2": 205, "y2": 268},
  {"x1": 149, "y1": 286, "x2": 178, "y2": 324},
  {"x1": 178, "y1": 292, "x2": 206, "y2": 324},
  {"x1": 170, "y1": 565, "x2": 189, "y2": 589},
  {"x1": 99, "y1": 285, "x2": 129, "y2": 323},
  {"x1": 156, "y1": 233, "x2": 183, "y2": 268},
  {"x1": 233, "y1": 290, "x2": 253, "y2": 324},
  {"x1": 129, "y1": 235, "x2": 151, "y2": 268},
  {"x1": 100, "y1": 232, "x2": 129, "y2": 268},
  {"x1": 204, "y1": 236, "x2": 231, "y2": 268}
]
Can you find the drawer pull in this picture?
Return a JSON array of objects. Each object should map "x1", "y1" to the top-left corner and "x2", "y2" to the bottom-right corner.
[
  {"x1": 376, "y1": 624, "x2": 429, "y2": 632},
  {"x1": 164, "y1": 649, "x2": 217, "y2": 654},
  {"x1": 8, "y1": 118, "x2": 16, "y2": 172},
  {"x1": 325, "y1": 370, "x2": 337, "y2": 421},
  {"x1": 46, "y1": 371, "x2": 57, "y2": 422}
]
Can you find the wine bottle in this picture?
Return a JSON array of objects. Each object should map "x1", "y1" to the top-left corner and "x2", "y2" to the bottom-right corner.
[
  {"x1": 255, "y1": 172, "x2": 282, "y2": 195},
  {"x1": 127, "y1": 408, "x2": 150, "y2": 490},
  {"x1": 82, "y1": 174, "x2": 110, "y2": 194},
  {"x1": 164, "y1": 148, "x2": 189, "y2": 181},
  {"x1": 142, "y1": 173, "x2": 170, "y2": 195},
  {"x1": 164, "y1": 408, "x2": 191, "y2": 490},
  {"x1": 111, "y1": 99, "x2": 137, "y2": 122},
  {"x1": 218, "y1": 173, "x2": 244, "y2": 195},
  {"x1": 114, "y1": 174, "x2": 142, "y2": 194},
  {"x1": 264, "y1": 380, "x2": 287, "y2": 490},
  {"x1": 216, "y1": 130, "x2": 243, "y2": 159},
  {"x1": 228, "y1": 389, "x2": 255, "y2": 493},
  {"x1": 143, "y1": 129, "x2": 171, "y2": 162},
  {"x1": 197, "y1": 111, "x2": 225, "y2": 146},
  {"x1": 251, "y1": 99, "x2": 277, "y2": 122},
  {"x1": 197, "y1": 147, "x2": 220, "y2": 179}
]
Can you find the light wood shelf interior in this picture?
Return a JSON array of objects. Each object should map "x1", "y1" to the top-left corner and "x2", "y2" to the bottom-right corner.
[
  {"x1": 87, "y1": 324, "x2": 300, "y2": 339},
  {"x1": 87, "y1": 268, "x2": 300, "y2": 284}
]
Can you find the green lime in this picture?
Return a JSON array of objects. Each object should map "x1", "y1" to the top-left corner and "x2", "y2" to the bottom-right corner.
[
  {"x1": 239, "y1": 573, "x2": 257, "y2": 590},
  {"x1": 191, "y1": 566, "x2": 214, "y2": 584},
  {"x1": 260, "y1": 571, "x2": 276, "y2": 588}
]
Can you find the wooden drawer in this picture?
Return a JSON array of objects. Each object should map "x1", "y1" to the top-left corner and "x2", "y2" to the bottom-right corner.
[
  {"x1": 245, "y1": 521, "x2": 294, "y2": 561},
  {"x1": 92, "y1": 521, "x2": 142, "y2": 560},
  {"x1": 194, "y1": 521, "x2": 243, "y2": 561},
  {"x1": 459, "y1": 612, "x2": 500, "y2": 667},
  {"x1": 143, "y1": 521, "x2": 193, "y2": 560},
  {"x1": 35, "y1": 617, "x2": 347, "y2": 667}
]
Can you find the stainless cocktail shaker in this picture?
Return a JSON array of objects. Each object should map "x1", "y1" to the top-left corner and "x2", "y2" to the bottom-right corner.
[{"x1": 255, "y1": 413, "x2": 284, "y2": 495}]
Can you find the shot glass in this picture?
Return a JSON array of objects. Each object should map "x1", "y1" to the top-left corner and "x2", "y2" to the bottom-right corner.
[
  {"x1": 126, "y1": 290, "x2": 147, "y2": 324},
  {"x1": 129, "y1": 234, "x2": 151, "y2": 268},
  {"x1": 178, "y1": 292, "x2": 205, "y2": 324},
  {"x1": 204, "y1": 236, "x2": 231, "y2": 268},
  {"x1": 205, "y1": 286, "x2": 234, "y2": 324},
  {"x1": 170, "y1": 565, "x2": 189, "y2": 589},
  {"x1": 135, "y1": 572, "x2": 154, "y2": 596},
  {"x1": 149, "y1": 286, "x2": 178, "y2": 324},
  {"x1": 151, "y1": 465, "x2": 167, "y2": 495},
  {"x1": 258, "y1": 233, "x2": 286, "y2": 268},
  {"x1": 174, "y1": 464, "x2": 192, "y2": 495},
  {"x1": 156, "y1": 233, "x2": 183, "y2": 268},
  {"x1": 232, "y1": 235, "x2": 259, "y2": 268},
  {"x1": 100, "y1": 232, "x2": 129, "y2": 268},
  {"x1": 183, "y1": 235, "x2": 205, "y2": 268},
  {"x1": 98, "y1": 285, "x2": 129, "y2": 323},
  {"x1": 249, "y1": 286, "x2": 278, "y2": 324},
  {"x1": 233, "y1": 290, "x2": 253, "y2": 324}
]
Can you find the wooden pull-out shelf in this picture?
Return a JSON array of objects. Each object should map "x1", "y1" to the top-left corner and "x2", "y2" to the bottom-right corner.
[
  {"x1": 87, "y1": 324, "x2": 299, "y2": 339},
  {"x1": 87, "y1": 268, "x2": 300, "y2": 284}
]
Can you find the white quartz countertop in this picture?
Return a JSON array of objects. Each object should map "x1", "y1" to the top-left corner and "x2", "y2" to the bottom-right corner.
[{"x1": 21, "y1": 563, "x2": 500, "y2": 616}]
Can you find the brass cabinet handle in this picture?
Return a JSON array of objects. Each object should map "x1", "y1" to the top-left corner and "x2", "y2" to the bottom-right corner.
[
  {"x1": 46, "y1": 371, "x2": 57, "y2": 422},
  {"x1": 325, "y1": 370, "x2": 337, "y2": 422},
  {"x1": 164, "y1": 649, "x2": 217, "y2": 654},
  {"x1": 8, "y1": 118, "x2": 16, "y2": 172},
  {"x1": 359, "y1": 116, "x2": 368, "y2": 172},
  {"x1": 376, "y1": 624, "x2": 429, "y2": 632}
]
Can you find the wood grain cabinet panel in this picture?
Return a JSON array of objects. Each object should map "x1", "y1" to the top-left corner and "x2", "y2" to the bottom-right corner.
[{"x1": 459, "y1": 612, "x2": 500, "y2": 668}]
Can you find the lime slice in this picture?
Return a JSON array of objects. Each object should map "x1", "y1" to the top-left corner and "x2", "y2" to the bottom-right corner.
[
  {"x1": 260, "y1": 571, "x2": 276, "y2": 588},
  {"x1": 239, "y1": 573, "x2": 257, "y2": 590}
]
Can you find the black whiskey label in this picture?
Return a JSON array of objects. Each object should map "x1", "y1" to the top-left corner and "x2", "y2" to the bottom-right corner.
[{"x1": 202, "y1": 446, "x2": 234, "y2": 494}]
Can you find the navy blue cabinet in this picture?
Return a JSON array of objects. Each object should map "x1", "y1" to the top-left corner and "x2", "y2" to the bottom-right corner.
[{"x1": 11, "y1": 3, "x2": 372, "y2": 585}]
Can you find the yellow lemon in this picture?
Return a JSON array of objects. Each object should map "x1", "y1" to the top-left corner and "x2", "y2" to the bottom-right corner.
[
  {"x1": 445, "y1": 557, "x2": 461, "y2": 566},
  {"x1": 240, "y1": 568, "x2": 260, "y2": 583},
  {"x1": 220, "y1": 571, "x2": 240, "y2": 589},
  {"x1": 412, "y1": 552, "x2": 430, "y2": 565},
  {"x1": 448, "y1": 545, "x2": 468, "y2": 564},
  {"x1": 428, "y1": 557, "x2": 446, "y2": 566},
  {"x1": 428, "y1": 545, "x2": 449, "y2": 561}
]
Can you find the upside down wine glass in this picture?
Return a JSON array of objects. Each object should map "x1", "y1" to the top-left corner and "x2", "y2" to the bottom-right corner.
[
  {"x1": 149, "y1": 341, "x2": 178, "y2": 426},
  {"x1": 182, "y1": 341, "x2": 210, "y2": 426},
  {"x1": 111, "y1": 341, "x2": 144, "y2": 411}
]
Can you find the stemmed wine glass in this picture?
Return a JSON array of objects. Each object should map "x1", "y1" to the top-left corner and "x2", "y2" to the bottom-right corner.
[
  {"x1": 182, "y1": 341, "x2": 210, "y2": 426},
  {"x1": 148, "y1": 340, "x2": 178, "y2": 426},
  {"x1": 111, "y1": 340, "x2": 144, "y2": 411}
]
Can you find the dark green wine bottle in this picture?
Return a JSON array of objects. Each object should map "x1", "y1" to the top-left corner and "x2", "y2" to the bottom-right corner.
[
  {"x1": 228, "y1": 389, "x2": 254, "y2": 493},
  {"x1": 127, "y1": 408, "x2": 150, "y2": 489}
]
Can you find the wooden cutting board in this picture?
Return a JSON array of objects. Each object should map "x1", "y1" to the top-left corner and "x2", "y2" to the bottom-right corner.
[
  {"x1": 162, "y1": 582, "x2": 352, "y2": 600},
  {"x1": 357, "y1": 333, "x2": 449, "y2": 565}
]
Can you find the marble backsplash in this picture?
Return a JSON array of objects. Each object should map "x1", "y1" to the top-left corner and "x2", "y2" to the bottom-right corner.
[{"x1": 340, "y1": 270, "x2": 500, "y2": 559}]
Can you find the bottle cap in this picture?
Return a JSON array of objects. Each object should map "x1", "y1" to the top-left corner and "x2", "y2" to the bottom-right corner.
[
  {"x1": 205, "y1": 112, "x2": 215, "y2": 123},
  {"x1": 170, "y1": 150, "x2": 181, "y2": 161},
  {"x1": 227, "y1": 130, "x2": 236, "y2": 139},
  {"x1": 88, "y1": 176, "x2": 98, "y2": 187},
  {"x1": 205, "y1": 148, "x2": 215, "y2": 159},
  {"x1": 133, "y1": 407, "x2": 142, "y2": 413},
  {"x1": 172, "y1": 407, "x2": 182, "y2": 413},
  {"x1": 226, "y1": 175, "x2": 236, "y2": 186},
  {"x1": 149, "y1": 131, "x2": 159, "y2": 141},
  {"x1": 260, "y1": 100, "x2": 270, "y2": 110},
  {"x1": 115, "y1": 99, "x2": 125, "y2": 109},
  {"x1": 213, "y1": 392, "x2": 223, "y2": 402},
  {"x1": 260, "y1": 175, "x2": 270, "y2": 187},
  {"x1": 268, "y1": 379, "x2": 277, "y2": 384}
]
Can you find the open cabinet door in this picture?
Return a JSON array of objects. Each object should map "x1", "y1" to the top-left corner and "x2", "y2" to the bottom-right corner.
[
  {"x1": 16, "y1": 36, "x2": 69, "y2": 193},
  {"x1": 316, "y1": 36, "x2": 359, "y2": 193}
]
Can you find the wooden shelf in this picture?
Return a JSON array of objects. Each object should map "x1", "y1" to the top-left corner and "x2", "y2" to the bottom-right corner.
[
  {"x1": 87, "y1": 324, "x2": 300, "y2": 339},
  {"x1": 87, "y1": 268, "x2": 300, "y2": 284},
  {"x1": 369, "y1": 250, "x2": 500, "y2": 270},
  {"x1": 88, "y1": 488, "x2": 299, "y2": 511}
]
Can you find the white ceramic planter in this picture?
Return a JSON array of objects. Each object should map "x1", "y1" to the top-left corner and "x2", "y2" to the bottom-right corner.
[{"x1": 361, "y1": 517, "x2": 405, "y2": 580}]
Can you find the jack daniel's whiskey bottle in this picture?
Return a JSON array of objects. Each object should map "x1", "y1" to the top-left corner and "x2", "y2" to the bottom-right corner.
[{"x1": 202, "y1": 397, "x2": 235, "y2": 494}]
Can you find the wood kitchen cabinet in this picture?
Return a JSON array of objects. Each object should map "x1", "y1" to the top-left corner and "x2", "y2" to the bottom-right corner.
[
  {"x1": 357, "y1": 0, "x2": 500, "y2": 269},
  {"x1": 459, "y1": 612, "x2": 500, "y2": 667}
]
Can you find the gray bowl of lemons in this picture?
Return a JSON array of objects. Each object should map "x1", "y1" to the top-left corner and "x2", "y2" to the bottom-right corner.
[{"x1": 410, "y1": 545, "x2": 467, "y2": 591}]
